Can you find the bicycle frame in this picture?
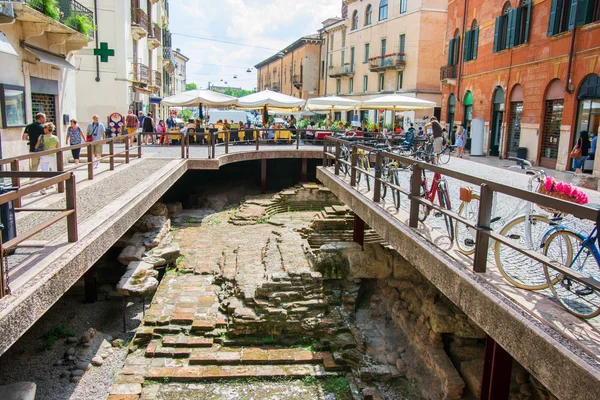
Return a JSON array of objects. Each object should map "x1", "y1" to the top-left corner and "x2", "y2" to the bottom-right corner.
[
  {"x1": 422, "y1": 171, "x2": 451, "y2": 210},
  {"x1": 541, "y1": 225, "x2": 600, "y2": 270}
]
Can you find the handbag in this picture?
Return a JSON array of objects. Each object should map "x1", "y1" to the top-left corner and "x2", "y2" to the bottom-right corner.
[
  {"x1": 570, "y1": 144, "x2": 582, "y2": 159},
  {"x1": 34, "y1": 136, "x2": 45, "y2": 152},
  {"x1": 87, "y1": 123, "x2": 98, "y2": 142}
]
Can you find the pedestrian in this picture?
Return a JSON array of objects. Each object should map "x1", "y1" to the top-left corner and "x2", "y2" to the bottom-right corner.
[
  {"x1": 142, "y1": 112, "x2": 155, "y2": 145},
  {"x1": 451, "y1": 125, "x2": 457, "y2": 146},
  {"x1": 87, "y1": 114, "x2": 106, "y2": 168},
  {"x1": 424, "y1": 117, "x2": 444, "y2": 158},
  {"x1": 125, "y1": 109, "x2": 139, "y2": 146},
  {"x1": 157, "y1": 119, "x2": 168, "y2": 145},
  {"x1": 573, "y1": 130, "x2": 590, "y2": 173},
  {"x1": 22, "y1": 112, "x2": 46, "y2": 172},
  {"x1": 588, "y1": 132, "x2": 597, "y2": 161},
  {"x1": 36, "y1": 122, "x2": 60, "y2": 194},
  {"x1": 66, "y1": 119, "x2": 85, "y2": 165},
  {"x1": 167, "y1": 113, "x2": 176, "y2": 130},
  {"x1": 137, "y1": 111, "x2": 145, "y2": 129},
  {"x1": 455, "y1": 126, "x2": 466, "y2": 158}
]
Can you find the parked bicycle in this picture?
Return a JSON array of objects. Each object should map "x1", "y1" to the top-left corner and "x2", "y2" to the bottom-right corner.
[{"x1": 416, "y1": 168, "x2": 454, "y2": 241}]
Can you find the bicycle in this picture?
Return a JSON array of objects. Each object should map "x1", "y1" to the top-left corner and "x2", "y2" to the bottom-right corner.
[
  {"x1": 541, "y1": 217, "x2": 600, "y2": 318},
  {"x1": 381, "y1": 155, "x2": 403, "y2": 210},
  {"x1": 438, "y1": 144, "x2": 456, "y2": 165},
  {"x1": 454, "y1": 157, "x2": 556, "y2": 290},
  {"x1": 356, "y1": 148, "x2": 372, "y2": 191},
  {"x1": 416, "y1": 168, "x2": 454, "y2": 241}
]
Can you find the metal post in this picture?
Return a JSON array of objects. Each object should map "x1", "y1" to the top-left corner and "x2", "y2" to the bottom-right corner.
[
  {"x1": 186, "y1": 132, "x2": 190, "y2": 159},
  {"x1": 261, "y1": 159, "x2": 267, "y2": 194},
  {"x1": 322, "y1": 139, "x2": 328, "y2": 167},
  {"x1": 350, "y1": 145, "x2": 358, "y2": 187},
  {"x1": 296, "y1": 128, "x2": 300, "y2": 149},
  {"x1": 409, "y1": 164, "x2": 422, "y2": 228},
  {"x1": 138, "y1": 133, "x2": 143, "y2": 158},
  {"x1": 109, "y1": 141, "x2": 115, "y2": 171},
  {"x1": 56, "y1": 150, "x2": 65, "y2": 193},
  {"x1": 374, "y1": 152, "x2": 382, "y2": 203},
  {"x1": 87, "y1": 144, "x2": 94, "y2": 180},
  {"x1": 180, "y1": 132, "x2": 185, "y2": 159},
  {"x1": 256, "y1": 130, "x2": 260, "y2": 151},
  {"x1": 334, "y1": 142, "x2": 341, "y2": 176},
  {"x1": 474, "y1": 183, "x2": 493, "y2": 273},
  {"x1": 353, "y1": 214, "x2": 365, "y2": 249},
  {"x1": 301, "y1": 158, "x2": 308, "y2": 182},
  {"x1": 10, "y1": 160, "x2": 21, "y2": 208},
  {"x1": 480, "y1": 336, "x2": 512, "y2": 400},
  {"x1": 84, "y1": 265, "x2": 97, "y2": 303},
  {"x1": 66, "y1": 175, "x2": 78, "y2": 242},
  {"x1": 125, "y1": 138, "x2": 130, "y2": 164},
  {"x1": 225, "y1": 131, "x2": 229, "y2": 154},
  {"x1": 0, "y1": 239, "x2": 6, "y2": 299}
]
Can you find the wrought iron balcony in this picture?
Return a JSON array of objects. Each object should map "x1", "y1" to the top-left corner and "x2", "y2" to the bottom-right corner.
[
  {"x1": 293, "y1": 74, "x2": 303, "y2": 89},
  {"x1": 271, "y1": 82, "x2": 281, "y2": 92},
  {"x1": 149, "y1": 70, "x2": 162, "y2": 91},
  {"x1": 440, "y1": 65, "x2": 457, "y2": 81},
  {"x1": 328, "y1": 64, "x2": 355, "y2": 78},
  {"x1": 131, "y1": 62, "x2": 149, "y2": 85},
  {"x1": 131, "y1": 7, "x2": 149, "y2": 39},
  {"x1": 148, "y1": 23, "x2": 161, "y2": 49},
  {"x1": 0, "y1": 2, "x2": 15, "y2": 23},
  {"x1": 368, "y1": 53, "x2": 406, "y2": 72}
]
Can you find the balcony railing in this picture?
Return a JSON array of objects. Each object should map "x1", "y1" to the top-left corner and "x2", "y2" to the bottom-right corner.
[
  {"x1": 368, "y1": 53, "x2": 406, "y2": 71},
  {"x1": 440, "y1": 64, "x2": 457, "y2": 80},
  {"x1": 0, "y1": 2, "x2": 15, "y2": 23},
  {"x1": 149, "y1": 70, "x2": 162, "y2": 89},
  {"x1": 271, "y1": 82, "x2": 281, "y2": 92},
  {"x1": 131, "y1": 7, "x2": 149, "y2": 33},
  {"x1": 149, "y1": 23, "x2": 161, "y2": 42},
  {"x1": 293, "y1": 74, "x2": 303, "y2": 85},
  {"x1": 11, "y1": 0, "x2": 95, "y2": 38},
  {"x1": 131, "y1": 62, "x2": 149, "y2": 84},
  {"x1": 328, "y1": 64, "x2": 355, "y2": 78}
]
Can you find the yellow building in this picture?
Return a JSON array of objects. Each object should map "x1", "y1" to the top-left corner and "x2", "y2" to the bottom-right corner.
[{"x1": 320, "y1": 0, "x2": 447, "y2": 125}]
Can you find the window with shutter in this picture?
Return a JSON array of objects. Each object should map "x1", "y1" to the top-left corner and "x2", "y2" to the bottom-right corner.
[
  {"x1": 547, "y1": 0, "x2": 560, "y2": 36},
  {"x1": 506, "y1": 9, "x2": 516, "y2": 48},
  {"x1": 523, "y1": 3, "x2": 532, "y2": 43},
  {"x1": 448, "y1": 38, "x2": 455, "y2": 65},
  {"x1": 575, "y1": 0, "x2": 594, "y2": 26},
  {"x1": 567, "y1": 0, "x2": 578, "y2": 29},
  {"x1": 463, "y1": 30, "x2": 472, "y2": 61},
  {"x1": 453, "y1": 37, "x2": 461, "y2": 64},
  {"x1": 493, "y1": 16, "x2": 504, "y2": 52},
  {"x1": 472, "y1": 26, "x2": 479, "y2": 59}
]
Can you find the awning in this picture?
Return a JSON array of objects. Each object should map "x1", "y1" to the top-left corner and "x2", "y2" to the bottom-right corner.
[
  {"x1": 24, "y1": 45, "x2": 75, "y2": 70},
  {"x1": 0, "y1": 33, "x2": 17, "y2": 57},
  {"x1": 149, "y1": 97, "x2": 162, "y2": 104}
]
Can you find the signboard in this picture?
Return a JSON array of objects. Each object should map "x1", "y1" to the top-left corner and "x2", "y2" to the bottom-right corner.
[{"x1": 108, "y1": 112, "x2": 124, "y2": 136}]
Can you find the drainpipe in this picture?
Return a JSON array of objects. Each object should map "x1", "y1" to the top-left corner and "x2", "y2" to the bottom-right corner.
[
  {"x1": 565, "y1": 0, "x2": 578, "y2": 94},
  {"x1": 456, "y1": 0, "x2": 468, "y2": 104},
  {"x1": 94, "y1": 0, "x2": 100, "y2": 82},
  {"x1": 324, "y1": 30, "x2": 329, "y2": 96}
]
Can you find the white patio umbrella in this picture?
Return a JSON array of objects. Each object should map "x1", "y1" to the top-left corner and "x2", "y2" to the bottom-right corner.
[
  {"x1": 360, "y1": 94, "x2": 436, "y2": 110},
  {"x1": 237, "y1": 89, "x2": 306, "y2": 125},
  {"x1": 305, "y1": 96, "x2": 360, "y2": 111},
  {"x1": 161, "y1": 89, "x2": 238, "y2": 121}
]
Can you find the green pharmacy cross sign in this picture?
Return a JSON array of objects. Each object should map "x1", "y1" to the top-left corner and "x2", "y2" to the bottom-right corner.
[{"x1": 94, "y1": 42, "x2": 114, "y2": 62}]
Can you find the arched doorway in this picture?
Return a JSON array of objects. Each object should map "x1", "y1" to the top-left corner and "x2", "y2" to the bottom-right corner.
[
  {"x1": 448, "y1": 94, "x2": 456, "y2": 143},
  {"x1": 463, "y1": 91, "x2": 473, "y2": 150},
  {"x1": 539, "y1": 79, "x2": 564, "y2": 169},
  {"x1": 507, "y1": 84, "x2": 524, "y2": 157},
  {"x1": 575, "y1": 73, "x2": 600, "y2": 138},
  {"x1": 490, "y1": 87, "x2": 504, "y2": 156}
]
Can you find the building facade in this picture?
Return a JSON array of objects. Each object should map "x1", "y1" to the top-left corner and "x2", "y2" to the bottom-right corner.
[
  {"x1": 255, "y1": 35, "x2": 322, "y2": 100},
  {"x1": 320, "y1": 0, "x2": 447, "y2": 125},
  {"x1": 73, "y1": 0, "x2": 175, "y2": 128},
  {"x1": 441, "y1": 0, "x2": 600, "y2": 172},
  {"x1": 173, "y1": 47, "x2": 188, "y2": 95},
  {"x1": 0, "y1": 0, "x2": 93, "y2": 158}
]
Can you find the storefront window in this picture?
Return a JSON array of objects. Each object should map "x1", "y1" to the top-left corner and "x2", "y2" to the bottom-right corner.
[{"x1": 0, "y1": 85, "x2": 26, "y2": 127}]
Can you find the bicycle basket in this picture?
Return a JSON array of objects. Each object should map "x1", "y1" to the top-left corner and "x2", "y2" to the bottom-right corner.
[
  {"x1": 537, "y1": 182, "x2": 576, "y2": 215},
  {"x1": 459, "y1": 187, "x2": 473, "y2": 203}
]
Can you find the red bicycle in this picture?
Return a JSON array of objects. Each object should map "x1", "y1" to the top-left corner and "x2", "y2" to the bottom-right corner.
[{"x1": 418, "y1": 170, "x2": 454, "y2": 240}]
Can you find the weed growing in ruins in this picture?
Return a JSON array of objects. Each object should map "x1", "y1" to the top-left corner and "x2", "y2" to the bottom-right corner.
[
  {"x1": 176, "y1": 254, "x2": 185, "y2": 265},
  {"x1": 257, "y1": 216, "x2": 270, "y2": 224},
  {"x1": 302, "y1": 375, "x2": 317, "y2": 385},
  {"x1": 39, "y1": 325, "x2": 75, "y2": 351},
  {"x1": 321, "y1": 376, "x2": 352, "y2": 400},
  {"x1": 163, "y1": 376, "x2": 170, "y2": 384}
]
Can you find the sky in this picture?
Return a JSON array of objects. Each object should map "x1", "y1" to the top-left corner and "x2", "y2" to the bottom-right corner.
[{"x1": 169, "y1": 0, "x2": 341, "y2": 90}]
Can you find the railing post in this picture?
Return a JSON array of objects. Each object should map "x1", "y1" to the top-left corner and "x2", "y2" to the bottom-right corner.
[
  {"x1": 0, "y1": 238, "x2": 6, "y2": 298},
  {"x1": 255, "y1": 130, "x2": 260, "y2": 151},
  {"x1": 212, "y1": 132, "x2": 216, "y2": 158},
  {"x1": 109, "y1": 140, "x2": 115, "y2": 171},
  {"x1": 296, "y1": 129, "x2": 300, "y2": 150},
  {"x1": 334, "y1": 142, "x2": 341, "y2": 176},
  {"x1": 322, "y1": 139, "x2": 328, "y2": 167},
  {"x1": 66, "y1": 174, "x2": 78, "y2": 242},
  {"x1": 10, "y1": 160, "x2": 21, "y2": 208},
  {"x1": 374, "y1": 152, "x2": 382, "y2": 203},
  {"x1": 125, "y1": 137, "x2": 130, "y2": 164},
  {"x1": 350, "y1": 145, "x2": 358, "y2": 187},
  {"x1": 87, "y1": 143, "x2": 94, "y2": 180},
  {"x1": 56, "y1": 150, "x2": 65, "y2": 193},
  {"x1": 474, "y1": 183, "x2": 493, "y2": 273},
  {"x1": 480, "y1": 336, "x2": 513, "y2": 400},
  {"x1": 409, "y1": 164, "x2": 422, "y2": 228},
  {"x1": 138, "y1": 133, "x2": 143, "y2": 158},
  {"x1": 180, "y1": 133, "x2": 185, "y2": 159},
  {"x1": 225, "y1": 131, "x2": 229, "y2": 154},
  {"x1": 186, "y1": 132, "x2": 190, "y2": 159}
]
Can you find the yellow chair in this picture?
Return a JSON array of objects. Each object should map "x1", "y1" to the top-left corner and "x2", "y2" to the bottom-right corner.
[{"x1": 276, "y1": 130, "x2": 292, "y2": 143}]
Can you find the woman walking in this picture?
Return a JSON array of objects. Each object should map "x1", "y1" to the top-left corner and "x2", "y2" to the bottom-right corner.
[
  {"x1": 143, "y1": 112, "x2": 155, "y2": 145},
  {"x1": 66, "y1": 119, "x2": 85, "y2": 164},
  {"x1": 36, "y1": 122, "x2": 60, "y2": 194},
  {"x1": 156, "y1": 119, "x2": 168, "y2": 145},
  {"x1": 455, "y1": 126, "x2": 466, "y2": 158},
  {"x1": 574, "y1": 130, "x2": 590, "y2": 173}
]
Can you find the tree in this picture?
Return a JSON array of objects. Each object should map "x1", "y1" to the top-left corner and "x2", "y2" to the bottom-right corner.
[
  {"x1": 219, "y1": 87, "x2": 254, "y2": 98},
  {"x1": 186, "y1": 82, "x2": 197, "y2": 91}
]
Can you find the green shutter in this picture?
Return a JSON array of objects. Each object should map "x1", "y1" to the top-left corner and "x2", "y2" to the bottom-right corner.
[
  {"x1": 576, "y1": 0, "x2": 593, "y2": 26},
  {"x1": 567, "y1": 0, "x2": 578, "y2": 30},
  {"x1": 447, "y1": 38, "x2": 454, "y2": 65},
  {"x1": 547, "y1": 0, "x2": 561, "y2": 36},
  {"x1": 507, "y1": 10, "x2": 517, "y2": 49},
  {"x1": 472, "y1": 27, "x2": 479, "y2": 59},
  {"x1": 454, "y1": 37, "x2": 460, "y2": 64},
  {"x1": 523, "y1": 4, "x2": 532, "y2": 43},
  {"x1": 514, "y1": 7, "x2": 523, "y2": 46},
  {"x1": 494, "y1": 16, "x2": 503, "y2": 52},
  {"x1": 463, "y1": 30, "x2": 472, "y2": 61}
]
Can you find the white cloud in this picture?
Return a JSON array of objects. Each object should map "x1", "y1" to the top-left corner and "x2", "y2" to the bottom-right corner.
[{"x1": 170, "y1": 0, "x2": 341, "y2": 90}]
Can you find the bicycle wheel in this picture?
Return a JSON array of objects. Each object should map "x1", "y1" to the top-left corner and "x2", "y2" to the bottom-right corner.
[
  {"x1": 381, "y1": 164, "x2": 389, "y2": 199},
  {"x1": 494, "y1": 214, "x2": 553, "y2": 290},
  {"x1": 439, "y1": 148, "x2": 451, "y2": 165},
  {"x1": 417, "y1": 181, "x2": 429, "y2": 222},
  {"x1": 388, "y1": 169, "x2": 401, "y2": 210},
  {"x1": 543, "y1": 230, "x2": 600, "y2": 319},
  {"x1": 438, "y1": 183, "x2": 454, "y2": 241},
  {"x1": 454, "y1": 194, "x2": 480, "y2": 255}
]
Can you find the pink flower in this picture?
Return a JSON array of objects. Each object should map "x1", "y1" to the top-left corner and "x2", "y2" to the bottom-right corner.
[
  {"x1": 555, "y1": 182, "x2": 565, "y2": 193},
  {"x1": 544, "y1": 177, "x2": 554, "y2": 192}
]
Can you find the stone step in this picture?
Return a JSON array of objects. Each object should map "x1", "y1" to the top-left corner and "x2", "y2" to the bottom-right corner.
[
  {"x1": 146, "y1": 363, "x2": 340, "y2": 381},
  {"x1": 189, "y1": 347, "x2": 328, "y2": 366},
  {"x1": 145, "y1": 340, "x2": 191, "y2": 358},
  {"x1": 160, "y1": 335, "x2": 214, "y2": 348}
]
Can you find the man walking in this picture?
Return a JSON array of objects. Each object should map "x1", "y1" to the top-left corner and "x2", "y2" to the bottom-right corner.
[
  {"x1": 424, "y1": 117, "x2": 444, "y2": 164},
  {"x1": 87, "y1": 115, "x2": 106, "y2": 168},
  {"x1": 22, "y1": 113, "x2": 46, "y2": 172},
  {"x1": 125, "y1": 109, "x2": 139, "y2": 146}
]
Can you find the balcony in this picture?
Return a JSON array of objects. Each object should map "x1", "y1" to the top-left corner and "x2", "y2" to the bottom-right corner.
[
  {"x1": 328, "y1": 64, "x2": 354, "y2": 78},
  {"x1": 147, "y1": 23, "x2": 161, "y2": 50},
  {"x1": 270, "y1": 82, "x2": 281, "y2": 92},
  {"x1": 293, "y1": 74, "x2": 302, "y2": 89},
  {"x1": 162, "y1": 45, "x2": 175, "y2": 73},
  {"x1": 368, "y1": 53, "x2": 406, "y2": 72},
  {"x1": 131, "y1": 62, "x2": 149, "y2": 85},
  {"x1": 131, "y1": 7, "x2": 149, "y2": 40},
  {"x1": 149, "y1": 70, "x2": 162, "y2": 93},
  {"x1": 440, "y1": 65, "x2": 457, "y2": 85},
  {"x1": 0, "y1": 2, "x2": 15, "y2": 23}
]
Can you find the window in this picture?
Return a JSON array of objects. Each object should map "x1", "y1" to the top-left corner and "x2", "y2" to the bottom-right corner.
[
  {"x1": 341, "y1": 50, "x2": 345, "y2": 66},
  {"x1": 548, "y1": 0, "x2": 599, "y2": 35},
  {"x1": 349, "y1": 77, "x2": 354, "y2": 93},
  {"x1": 0, "y1": 84, "x2": 26, "y2": 128},
  {"x1": 342, "y1": 29, "x2": 346, "y2": 47},
  {"x1": 363, "y1": 75, "x2": 369, "y2": 92},
  {"x1": 400, "y1": 0, "x2": 407, "y2": 14},
  {"x1": 321, "y1": 60, "x2": 325, "y2": 79},
  {"x1": 378, "y1": 73, "x2": 385, "y2": 91},
  {"x1": 399, "y1": 34, "x2": 405, "y2": 54},
  {"x1": 494, "y1": 0, "x2": 532, "y2": 51},
  {"x1": 379, "y1": 0, "x2": 388, "y2": 21},
  {"x1": 336, "y1": 79, "x2": 341, "y2": 95},
  {"x1": 329, "y1": 53, "x2": 333, "y2": 67},
  {"x1": 364, "y1": 43, "x2": 370, "y2": 62},
  {"x1": 330, "y1": 33, "x2": 334, "y2": 50},
  {"x1": 352, "y1": 10, "x2": 359, "y2": 30},
  {"x1": 397, "y1": 71, "x2": 403, "y2": 90},
  {"x1": 381, "y1": 38, "x2": 386, "y2": 56},
  {"x1": 350, "y1": 47, "x2": 355, "y2": 71},
  {"x1": 365, "y1": 4, "x2": 372, "y2": 25},
  {"x1": 447, "y1": 30, "x2": 460, "y2": 66},
  {"x1": 463, "y1": 20, "x2": 479, "y2": 61}
]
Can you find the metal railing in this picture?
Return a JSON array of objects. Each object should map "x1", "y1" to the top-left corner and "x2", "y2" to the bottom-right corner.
[
  {"x1": 149, "y1": 22, "x2": 161, "y2": 42},
  {"x1": 270, "y1": 82, "x2": 281, "y2": 92},
  {"x1": 328, "y1": 65, "x2": 355, "y2": 77},
  {"x1": 132, "y1": 62, "x2": 149, "y2": 84},
  {"x1": 10, "y1": 0, "x2": 95, "y2": 38},
  {"x1": 321, "y1": 136, "x2": 600, "y2": 301},
  {"x1": 293, "y1": 74, "x2": 303, "y2": 86},
  {"x1": 131, "y1": 7, "x2": 149, "y2": 32},
  {"x1": 440, "y1": 64, "x2": 457, "y2": 80},
  {"x1": 149, "y1": 70, "x2": 162, "y2": 89},
  {"x1": 368, "y1": 53, "x2": 406, "y2": 71}
]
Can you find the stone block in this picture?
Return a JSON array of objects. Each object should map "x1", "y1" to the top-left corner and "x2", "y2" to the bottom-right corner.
[
  {"x1": 118, "y1": 246, "x2": 145, "y2": 265},
  {"x1": 165, "y1": 202, "x2": 183, "y2": 216},
  {"x1": 460, "y1": 359, "x2": 483, "y2": 398},
  {"x1": 149, "y1": 243, "x2": 180, "y2": 265},
  {"x1": 117, "y1": 261, "x2": 159, "y2": 297},
  {"x1": 133, "y1": 214, "x2": 168, "y2": 233},
  {"x1": 0, "y1": 382, "x2": 36, "y2": 400},
  {"x1": 148, "y1": 203, "x2": 169, "y2": 217}
]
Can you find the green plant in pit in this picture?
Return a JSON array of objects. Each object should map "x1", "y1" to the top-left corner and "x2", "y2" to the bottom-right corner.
[
  {"x1": 257, "y1": 215, "x2": 270, "y2": 224},
  {"x1": 39, "y1": 325, "x2": 74, "y2": 351},
  {"x1": 322, "y1": 376, "x2": 352, "y2": 400},
  {"x1": 163, "y1": 376, "x2": 170, "y2": 384},
  {"x1": 302, "y1": 375, "x2": 317, "y2": 386},
  {"x1": 176, "y1": 254, "x2": 185, "y2": 265},
  {"x1": 28, "y1": 0, "x2": 61, "y2": 20},
  {"x1": 64, "y1": 13, "x2": 95, "y2": 38}
]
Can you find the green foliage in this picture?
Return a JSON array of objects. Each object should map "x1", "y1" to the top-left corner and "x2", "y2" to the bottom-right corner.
[
  {"x1": 176, "y1": 254, "x2": 185, "y2": 265},
  {"x1": 216, "y1": 87, "x2": 255, "y2": 98},
  {"x1": 364, "y1": 118, "x2": 376, "y2": 132},
  {"x1": 321, "y1": 377, "x2": 352, "y2": 400},
  {"x1": 302, "y1": 375, "x2": 317, "y2": 385},
  {"x1": 39, "y1": 325, "x2": 74, "y2": 351},
  {"x1": 297, "y1": 119, "x2": 309, "y2": 129},
  {"x1": 65, "y1": 13, "x2": 95, "y2": 38},
  {"x1": 29, "y1": 0, "x2": 61, "y2": 20},
  {"x1": 180, "y1": 109, "x2": 193, "y2": 121},
  {"x1": 186, "y1": 82, "x2": 198, "y2": 91}
]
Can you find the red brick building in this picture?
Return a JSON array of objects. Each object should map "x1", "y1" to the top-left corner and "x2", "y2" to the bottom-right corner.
[{"x1": 440, "y1": 0, "x2": 600, "y2": 172}]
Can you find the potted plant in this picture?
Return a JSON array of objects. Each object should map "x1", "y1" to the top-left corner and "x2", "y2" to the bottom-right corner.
[
  {"x1": 28, "y1": 0, "x2": 61, "y2": 20},
  {"x1": 65, "y1": 13, "x2": 95, "y2": 39}
]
